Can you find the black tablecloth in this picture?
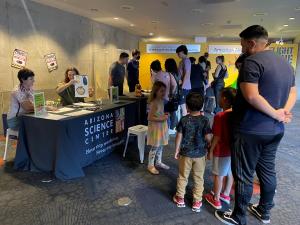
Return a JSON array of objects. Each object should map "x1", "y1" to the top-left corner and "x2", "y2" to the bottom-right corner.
[
  {"x1": 14, "y1": 101, "x2": 138, "y2": 180},
  {"x1": 120, "y1": 95, "x2": 148, "y2": 125}
]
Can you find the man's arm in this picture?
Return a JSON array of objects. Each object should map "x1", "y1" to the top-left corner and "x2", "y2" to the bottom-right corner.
[
  {"x1": 284, "y1": 86, "x2": 297, "y2": 112},
  {"x1": 240, "y1": 82, "x2": 286, "y2": 122}
]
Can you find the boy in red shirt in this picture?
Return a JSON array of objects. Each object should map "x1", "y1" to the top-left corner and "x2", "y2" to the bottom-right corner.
[{"x1": 205, "y1": 87, "x2": 236, "y2": 209}]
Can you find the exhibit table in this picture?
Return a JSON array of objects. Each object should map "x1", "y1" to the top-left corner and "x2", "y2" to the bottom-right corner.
[{"x1": 14, "y1": 100, "x2": 138, "y2": 180}]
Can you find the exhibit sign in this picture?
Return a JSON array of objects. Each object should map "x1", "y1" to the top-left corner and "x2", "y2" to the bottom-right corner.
[
  {"x1": 110, "y1": 86, "x2": 119, "y2": 103},
  {"x1": 11, "y1": 49, "x2": 28, "y2": 69},
  {"x1": 146, "y1": 44, "x2": 201, "y2": 53},
  {"x1": 74, "y1": 75, "x2": 89, "y2": 98},
  {"x1": 44, "y1": 53, "x2": 58, "y2": 72},
  {"x1": 33, "y1": 92, "x2": 47, "y2": 117},
  {"x1": 208, "y1": 45, "x2": 242, "y2": 54}
]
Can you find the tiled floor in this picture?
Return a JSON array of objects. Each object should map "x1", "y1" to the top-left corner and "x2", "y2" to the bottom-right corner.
[{"x1": 0, "y1": 103, "x2": 299, "y2": 225}]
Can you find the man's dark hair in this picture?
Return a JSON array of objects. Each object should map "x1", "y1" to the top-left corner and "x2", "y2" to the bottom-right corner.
[
  {"x1": 217, "y1": 55, "x2": 225, "y2": 63},
  {"x1": 221, "y1": 87, "x2": 237, "y2": 106},
  {"x1": 119, "y1": 52, "x2": 129, "y2": 59},
  {"x1": 150, "y1": 60, "x2": 162, "y2": 72},
  {"x1": 18, "y1": 68, "x2": 35, "y2": 83},
  {"x1": 186, "y1": 92, "x2": 203, "y2": 112},
  {"x1": 239, "y1": 25, "x2": 268, "y2": 40},
  {"x1": 199, "y1": 56, "x2": 206, "y2": 64},
  {"x1": 176, "y1": 45, "x2": 188, "y2": 55},
  {"x1": 189, "y1": 57, "x2": 196, "y2": 64},
  {"x1": 204, "y1": 52, "x2": 209, "y2": 57},
  {"x1": 132, "y1": 49, "x2": 140, "y2": 57},
  {"x1": 165, "y1": 58, "x2": 178, "y2": 74}
]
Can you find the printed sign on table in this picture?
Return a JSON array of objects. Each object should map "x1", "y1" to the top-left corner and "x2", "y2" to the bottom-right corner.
[
  {"x1": 110, "y1": 86, "x2": 119, "y2": 103},
  {"x1": 44, "y1": 53, "x2": 58, "y2": 72},
  {"x1": 33, "y1": 92, "x2": 47, "y2": 117},
  {"x1": 11, "y1": 49, "x2": 28, "y2": 69},
  {"x1": 74, "y1": 75, "x2": 89, "y2": 98}
]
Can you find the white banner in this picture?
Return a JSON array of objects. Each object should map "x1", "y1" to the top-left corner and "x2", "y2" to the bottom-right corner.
[
  {"x1": 208, "y1": 45, "x2": 242, "y2": 54},
  {"x1": 146, "y1": 44, "x2": 201, "y2": 53}
]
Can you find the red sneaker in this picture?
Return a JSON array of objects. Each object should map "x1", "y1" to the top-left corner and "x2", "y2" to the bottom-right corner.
[
  {"x1": 173, "y1": 195, "x2": 185, "y2": 208},
  {"x1": 220, "y1": 193, "x2": 231, "y2": 204},
  {"x1": 204, "y1": 193, "x2": 222, "y2": 209},
  {"x1": 192, "y1": 200, "x2": 202, "y2": 212}
]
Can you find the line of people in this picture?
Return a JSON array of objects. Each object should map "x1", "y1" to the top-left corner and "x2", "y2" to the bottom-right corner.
[{"x1": 145, "y1": 25, "x2": 297, "y2": 225}]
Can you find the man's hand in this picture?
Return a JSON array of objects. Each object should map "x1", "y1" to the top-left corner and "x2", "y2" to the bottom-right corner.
[
  {"x1": 175, "y1": 151, "x2": 180, "y2": 160},
  {"x1": 206, "y1": 151, "x2": 213, "y2": 160},
  {"x1": 284, "y1": 110, "x2": 293, "y2": 123},
  {"x1": 273, "y1": 109, "x2": 286, "y2": 122}
]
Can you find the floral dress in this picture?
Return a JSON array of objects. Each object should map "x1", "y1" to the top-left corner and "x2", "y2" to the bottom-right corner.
[{"x1": 147, "y1": 101, "x2": 169, "y2": 147}]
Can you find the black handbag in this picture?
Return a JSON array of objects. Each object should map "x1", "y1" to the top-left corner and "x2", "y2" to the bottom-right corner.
[{"x1": 165, "y1": 73, "x2": 180, "y2": 113}]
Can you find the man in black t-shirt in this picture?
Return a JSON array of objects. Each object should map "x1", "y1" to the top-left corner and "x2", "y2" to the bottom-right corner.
[
  {"x1": 215, "y1": 25, "x2": 297, "y2": 225},
  {"x1": 127, "y1": 49, "x2": 140, "y2": 92}
]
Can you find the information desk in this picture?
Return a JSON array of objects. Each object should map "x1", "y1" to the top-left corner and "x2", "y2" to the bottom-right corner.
[{"x1": 14, "y1": 100, "x2": 138, "y2": 180}]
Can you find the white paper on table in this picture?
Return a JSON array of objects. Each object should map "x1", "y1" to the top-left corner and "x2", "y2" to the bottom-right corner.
[
  {"x1": 74, "y1": 75, "x2": 89, "y2": 98},
  {"x1": 73, "y1": 102, "x2": 95, "y2": 107},
  {"x1": 54, "y1": 107, "x2": 75, "y2": 113},
  {"x1": 64, "y1": 110, "x2": 92, "y2": 117},
  {"x1": 37, "y1": 113, "x2": 68, "y2": 120}
]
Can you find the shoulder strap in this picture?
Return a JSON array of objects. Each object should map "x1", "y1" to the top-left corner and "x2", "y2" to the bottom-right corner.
[{"x1": 16, "y1": 102, "x2": 21, "y2": 117}]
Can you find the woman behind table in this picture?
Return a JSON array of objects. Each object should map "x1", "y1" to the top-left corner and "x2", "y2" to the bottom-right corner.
[
  {"x1": 7, "y1": 68, "x2": 35, "y2": 130},
  {"x1": 56, "y1": 67, "x2": 94, "y2": 106},
  {"x1": 147, "y1": 81, "x2": 169, "y2": 175},
  {"x1": 211, "y1": 56, "x2": 228, "y2": 113}
]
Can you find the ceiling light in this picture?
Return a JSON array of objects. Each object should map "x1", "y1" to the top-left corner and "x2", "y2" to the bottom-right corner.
[
  {"x1": 295, "y1": 7, "x2": 300, "y2": 11},
  {"x1": 113, "y1": 17, "x2": 119, "y2": 20},
  {"x1": 151, "y1": 21, "x2": 159, "y2": 24},
  {"x1": 201, "y1": 22, "x2": 213, "y2": 26},
  {"x1": 191, "y1": 8, "x2": 203, "y2": 13},
  {"x1": 289, "y1": 17, "x2": 295, "y2": 20},
  {"x1": 90, "y1": 8, "x2": 99, "y2": 12},
  {"x1": 149, "y1": 32, "x2": 154, "y2": 36},
  {"x1": 130, "y1": 24, "x2": 135, "y2": 27},
  {"x1": 283, "y1": 24, "x2": 289, "y2": 27}
]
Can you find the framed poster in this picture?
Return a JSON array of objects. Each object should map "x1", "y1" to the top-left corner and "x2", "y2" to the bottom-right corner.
[
  {"x1": 11, "y1": 49, "x2": 28, "y2": 69},
  {"x1": 44, "y1": 53, "x2": 58, "y2": 72},
  {"x1": 33, "y1": 92, "x2": 47, "y2": 117},
  {"x1": 74, "y1": 75, "x2": 89, "y2": 98}
]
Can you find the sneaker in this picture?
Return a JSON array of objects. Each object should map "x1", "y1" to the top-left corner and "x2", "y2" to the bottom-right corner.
[
  {"x1": 220, "y1": 193, "x2": 231, "y2": 204},
  {"x1": 168, "y1": 129, "x2": 176, "y2": 135},
  {"x1": 248, "y1": 203, "x2": 270, "y2": 224},
  {"x1": 192, "y1": 200, "x2": 202, "y2": 213},
  {"x1": 215, "y1": 210, "x2": 239, "y2": 225},
  {"x1": 156, "y1": 162, "x2": 170, "y2": 170},
  {"x1": 204, "y1": 193, "x2": 222, "y2": 209},
  {"x1": 147, "y1": 166, "x2": 159, "y2": 175},
  {"x1": 173, "y1": 195, "x2": 185, "y2": 208}
]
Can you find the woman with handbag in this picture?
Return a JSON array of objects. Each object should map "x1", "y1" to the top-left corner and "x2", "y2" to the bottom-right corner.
[
  {"x1": 150, "y1": 60, "x2": 177, "y2": 133},
  {"x1": 165, "y1": 58, "x2": 180, "y2": 131},
  {"x1": 7, "y1": 68, "x2": 35, "y2": 130},
  {"x1": 211, "y1": 56, "x2": 228, "y2": 113}
]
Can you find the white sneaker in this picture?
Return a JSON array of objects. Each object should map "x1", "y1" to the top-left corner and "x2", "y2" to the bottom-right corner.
[{"x1": 168, "y1": 129, "x2": 176, "y2": 135}]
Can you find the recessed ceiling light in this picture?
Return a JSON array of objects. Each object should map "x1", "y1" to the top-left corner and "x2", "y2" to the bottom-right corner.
[
  {"x1": 151, "y1": 21, "x2": 159, "y2": 24},
  {"x1": 289, "y1": 17, "x2": 295, "y2": 20},
  {"x1": 130, "y1": 24, "x2": 135, "y2": 27},
  {"x1": 149, "y1": 32, "x2": 154, "y2": 36},
  {"x1": 201, "y1": 22, "x2": 213, "y2": 26},
  {"x1": 295, "y1": 7, "x2": 300, "y2": 11},
  {"x1": 283, "y1": 24, "x2": 289, "y2": 27},
  {"x1": 90, "y1": 8, "x2": 99, "y2": 12},
  {"x1": 113, "y1": 17, "x2": 119, "y2": 20}
]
